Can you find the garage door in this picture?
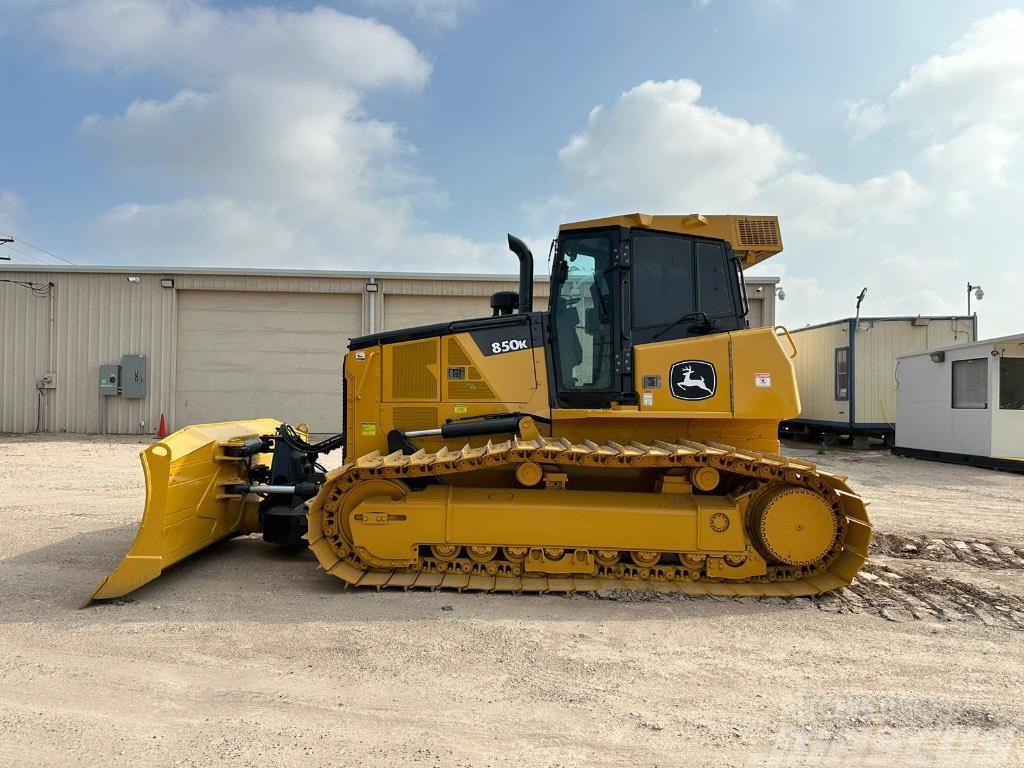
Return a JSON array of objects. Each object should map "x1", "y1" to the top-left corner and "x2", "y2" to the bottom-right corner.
[
  {"x1": 175, "y1": 290, "x2": 361, "y2": 434},
  {"x1": 382, "y1": 294, "x2": 495, "y2": 331}
]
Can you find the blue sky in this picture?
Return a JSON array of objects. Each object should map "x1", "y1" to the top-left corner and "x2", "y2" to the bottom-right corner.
[{"x1": 1, "y1": 0, "x2": 1022, "y2": 336}]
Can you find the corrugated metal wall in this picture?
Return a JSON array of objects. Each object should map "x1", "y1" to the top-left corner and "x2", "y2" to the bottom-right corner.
[
  {"x1": 789, "y1": 316, "x2": 975, "y2": 428},
  {"x1": 2, "y1": 267, "x2": 778, "y2": 434},
  {"x1": 789, "y1": 322, "x2": 852, "y2": 425},
  {"x1": 1, "y1": 271, "x2": 175, "y2": 434},
  {"x1": 0, "y1": 272, "x2": 53, "y2": 432},
  {"x1": 854, "y1": 317, "x2": 974, "y2": 426}
]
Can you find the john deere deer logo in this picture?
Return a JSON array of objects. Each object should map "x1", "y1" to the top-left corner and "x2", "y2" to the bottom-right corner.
[{"x1": 670, "y1": 360, "x2": 717, "y2": 401}]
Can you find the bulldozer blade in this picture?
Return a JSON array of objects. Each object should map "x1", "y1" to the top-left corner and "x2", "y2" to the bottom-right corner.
[{"x1": 86, "y1": 418, "x2": 282, "y2": 605}]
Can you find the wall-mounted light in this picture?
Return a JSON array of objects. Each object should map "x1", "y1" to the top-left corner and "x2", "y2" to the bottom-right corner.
[
  {"x1": 160, "y1": 278, "x2": 175, "y2": 289},
  {"x1": 126, "y1": 275, "x2": 141, "y2": 283},
  {"x1": 929, "y1": 351, "x2": 946, "y2": 363},
  {"x1": 365, "y1": 282, "x2": 379, "y2": 293},
  {"x1": 775, "y1": 286, "x2": 786, "y2": 301}
]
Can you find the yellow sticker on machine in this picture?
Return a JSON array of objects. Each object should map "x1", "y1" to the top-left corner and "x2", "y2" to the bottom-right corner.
[
  {"x1": 360, "y1": 422, "x2": 377, "y2": 436},
  {"x1": 454, "y1": 404, "x2": 467, "y2": 414}
]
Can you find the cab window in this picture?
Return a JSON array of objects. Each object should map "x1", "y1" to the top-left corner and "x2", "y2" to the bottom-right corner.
[
  {"x1": 631, "y1": 232, "x2": 741, "y2": 340},
  {"x1": 633, "y1": 233, "x2": 695, "y2": 328},
  {"x1": 696, "y1": 241, "x2": 733, "y2": 317},
  {"x1": 552, "y1": 235, "x2": 614, "y2": 391}
]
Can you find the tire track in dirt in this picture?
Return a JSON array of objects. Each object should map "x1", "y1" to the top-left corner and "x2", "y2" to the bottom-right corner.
[
  {"x1": 593, "y1": 532, "x2": 1024, "y2": 631},
  {"x1": 871, "y1": 532, "x2": 1024, "y2": 570},
  {"x1": 818, "y1": 560, "x2": 1024, "y2": 630}
]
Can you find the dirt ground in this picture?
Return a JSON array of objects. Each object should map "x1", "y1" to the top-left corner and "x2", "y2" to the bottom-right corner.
[{"x1": 1, "y1": 434, "x2": 1022, "y2": 767}]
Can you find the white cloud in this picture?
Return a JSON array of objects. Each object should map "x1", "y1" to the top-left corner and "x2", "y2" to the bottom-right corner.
[
  {"x1": 845, "y1": 10, "x2": 1024, "y2": 219},
  {"x1": 924, "y1": 123, "x2": 1019, "y2": 209},
  {"x1": 762, "y1": 170, "x2": 928, "y2": 240},
  {"x1": 89, "y1": 196, "x2": 514, "y2": 272},
  {"x1": 845, "y1": 99, "x2": 887, "y2": 139},
  {"x1": 556, "y1": 80, "x2": 793, "y2": 212},
  {"x1": 91, "y1": 198, "x2": 304, "y2": 265},
  {"x1": 17, "y1": 0, "x2": 509, "y2": 271},
  {"x1": 44, "y1": 1, "x2": 431, "y2": 89},
  {"x1": 537, "y1": 79, "x2": 927, "y2": 245},
  {"x1": 533, "y1": 65, "x2": 1024, "y2": 335},
  {"x1": 80, "y1": 80, "x2": 415, "y2": 207},
  {"x1": 360, "y1": 0, "x2": 477, "y2": 30},
  {"x1": 858, "y1": 9, "x2": 1024, "y2": 136}
]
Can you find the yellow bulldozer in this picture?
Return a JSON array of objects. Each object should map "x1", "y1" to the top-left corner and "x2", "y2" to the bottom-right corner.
[{"x1": 89, "y1": 213, "x2": 871, "y2": 603}]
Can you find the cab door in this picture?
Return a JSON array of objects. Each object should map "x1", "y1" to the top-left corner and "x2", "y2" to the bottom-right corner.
[{"x1": 549, "y1": 228, "x2": 627, "y2": 408}]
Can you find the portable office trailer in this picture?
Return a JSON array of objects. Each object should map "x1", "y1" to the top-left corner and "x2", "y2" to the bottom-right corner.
[
  {"x1": 894, "y1": 334, "x2": 1024, "y2": 471},
  {"x1": 782, "y1": 315, "x2": 975, "y2": 442}
]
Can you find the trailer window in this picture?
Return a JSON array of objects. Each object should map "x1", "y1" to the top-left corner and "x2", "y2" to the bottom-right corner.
[
  {"x1": 999, "y1": 357, "x2": 1024, "y2": 410},
  {"x1": 952, "y1": 358, "x2": 988, "y2": 409},
  {"x1": 834, "y1": 347, "x2": 849, "y2": 400}
]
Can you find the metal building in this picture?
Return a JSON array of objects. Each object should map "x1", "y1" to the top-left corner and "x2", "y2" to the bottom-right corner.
[
  {"x1": 782, "y1": 315, "x2": 976, "y2": 441},
  {"x1": 1, "y1": 264, "x2": 780, "y2": 434},
  {"x1": 894, "y1": 334, "x2": 1024, "y2": 470}
]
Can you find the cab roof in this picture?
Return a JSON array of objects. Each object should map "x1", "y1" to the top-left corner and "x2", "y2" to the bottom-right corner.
[{"x1": 559, "y1": 213, "x2": 783, "y2": 269}]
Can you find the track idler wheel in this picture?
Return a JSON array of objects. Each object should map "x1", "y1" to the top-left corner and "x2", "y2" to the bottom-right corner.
[{"x1": 749, "y1": 485, "x2": 838, "y2": 566}]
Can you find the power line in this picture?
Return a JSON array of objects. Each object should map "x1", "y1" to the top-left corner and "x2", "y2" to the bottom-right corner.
[
  {"x1": 4, "y1": 235, "x2": 76, "y2": 265},
  {"x1": 1, "y1": 243, "x2": 48, "y2": 264},
  {"x1": 0, "y1": 278, "x2": 53, "y2": 297}
]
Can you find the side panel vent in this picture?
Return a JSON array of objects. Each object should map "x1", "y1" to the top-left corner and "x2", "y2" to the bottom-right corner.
[
  {"x1": 448, "y1": 380, "x2": 496, "y2": 400},
  {"x1": 447, "y1": 337, "x2": 472, "y2": 366},
  {"x1": 391, "y1": 339, "x2": 439, "y2": 400},
  {"x1": 393, "y1": 407, "x2": 438, "y2": 431},
  {"x1": 736, "y1": 218, "x2": 780, "y2": 247}
]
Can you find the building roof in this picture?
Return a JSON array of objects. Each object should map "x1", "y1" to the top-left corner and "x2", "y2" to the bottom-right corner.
[
  {"x1": 0, "y1": 262, "x2": 780, "y2": 284},
  {"x1": 897, "y1": 332, "x2": 1024, "y2": 358},
  {"x1": 790, "y1": 315, "x2": 974, "y2": 334}
]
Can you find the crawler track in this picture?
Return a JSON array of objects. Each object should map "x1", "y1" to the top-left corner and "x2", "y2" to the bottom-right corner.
[{"x1": 306, "y1": 436, "x2": 872, "y2": 596}]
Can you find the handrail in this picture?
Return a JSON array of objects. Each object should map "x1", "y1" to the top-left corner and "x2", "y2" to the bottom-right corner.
[{"x1": 774, "y1": 325, "x2": 798, "y2": 358}]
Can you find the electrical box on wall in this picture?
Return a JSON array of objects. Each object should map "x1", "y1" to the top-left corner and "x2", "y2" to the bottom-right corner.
[
  {"x1": 120, "y1": 354, "x2": 147, "y2": 399},
  {"x1": 99, "y1": 364, "x2": 120, "y2": 396}
]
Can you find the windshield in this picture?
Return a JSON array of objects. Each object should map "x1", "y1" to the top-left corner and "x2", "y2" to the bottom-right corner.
[{"x1": 552, "y1": 234, "x2": 614, "y2": 391}]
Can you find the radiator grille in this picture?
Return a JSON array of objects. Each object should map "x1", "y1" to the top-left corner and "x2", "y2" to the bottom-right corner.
[
  {"x1": 393, "y1": 407, "x2": 438, "y2": 431},
  {"x1": 448, "y1": 380, "x2": 496, "y2": 400},
  {"x1": 447, "y1": 337, "x2": 472, "y2": 366},
  {"x1": 736, "y1": 217, "x2": 780, "y2": 247},
  {"x1": 391, "y1": 340, "x2": 438, "y2": 399}
]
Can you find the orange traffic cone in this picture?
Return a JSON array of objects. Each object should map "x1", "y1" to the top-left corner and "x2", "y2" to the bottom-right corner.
[{"x1": 157, "y1": 413, "x2": 168, "y2": 439}]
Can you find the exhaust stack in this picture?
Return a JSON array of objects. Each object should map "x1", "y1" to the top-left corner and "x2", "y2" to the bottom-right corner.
[{"x1": 507, "y1": 234, "x2": 533, "y2": 314}]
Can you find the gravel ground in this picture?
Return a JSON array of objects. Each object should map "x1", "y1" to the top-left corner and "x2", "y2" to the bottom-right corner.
[{"x1": 1, "y1": 434, "x2": 1022, "y2": 767}]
